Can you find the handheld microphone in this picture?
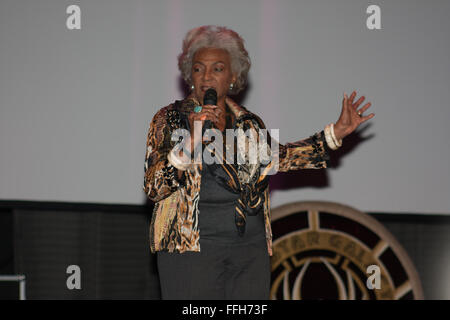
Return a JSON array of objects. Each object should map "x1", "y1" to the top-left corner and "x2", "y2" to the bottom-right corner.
[
  {"x1": 202, "y1": 88, "x2": 217, "y2": 133},
  {"x1": 203, "y1": 88, "x2": 217, "y2": 106}
]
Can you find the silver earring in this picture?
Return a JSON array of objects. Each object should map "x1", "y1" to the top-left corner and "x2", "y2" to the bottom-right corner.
[
  {"x1": 191, "y1": 84, "x2": 194, "y2": 90},
  {"x1": 229, "y1": 83, "x2": 234, "y2": 90}
]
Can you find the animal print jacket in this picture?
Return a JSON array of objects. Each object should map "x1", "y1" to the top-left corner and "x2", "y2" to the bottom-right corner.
[{"x1": 143, "y1": 96, "x2": 331, "y2": 256}]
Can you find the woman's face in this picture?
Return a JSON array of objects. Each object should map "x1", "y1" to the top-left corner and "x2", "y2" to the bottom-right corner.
[{"x1": 191, "y1": 47, "x2": 236, "y2": 105}]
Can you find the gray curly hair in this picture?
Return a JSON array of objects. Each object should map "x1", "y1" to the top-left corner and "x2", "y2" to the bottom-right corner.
[{"x1": 178, "y1": 25, "x2": 251, "y2": 95}]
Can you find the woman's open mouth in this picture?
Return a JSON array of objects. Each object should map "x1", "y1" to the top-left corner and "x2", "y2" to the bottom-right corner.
[{"x1": 201, "y1": 86, "x2": 215, "y2": 92}]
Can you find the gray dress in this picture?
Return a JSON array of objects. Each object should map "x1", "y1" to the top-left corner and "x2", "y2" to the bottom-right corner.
[
  {"x1": 156, "y1": 106, "x2": 270, "y2": 299},
  {"x1": 157, "y1": 161, "x2": 270, "y2": 299},
  {"x1": 198, "y1": 162, "x2": 266, "y2": 244}
]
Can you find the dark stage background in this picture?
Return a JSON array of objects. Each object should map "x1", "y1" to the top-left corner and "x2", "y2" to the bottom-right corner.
[{"x1": 0, "y1": 200, "x2": 449, "y2": 300}]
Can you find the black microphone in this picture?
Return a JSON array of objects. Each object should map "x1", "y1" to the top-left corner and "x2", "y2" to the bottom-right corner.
[
  {"x1": 202, "y1": 88, "x2": 217, "y2": 133},
  {"x1": 203, "y1": 88, "x2": 217, "y2": 105}
]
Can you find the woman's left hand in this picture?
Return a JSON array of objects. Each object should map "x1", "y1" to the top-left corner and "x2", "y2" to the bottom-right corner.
[{"x1": 333, "y1": 90, "x2": 375, "y2": 141}]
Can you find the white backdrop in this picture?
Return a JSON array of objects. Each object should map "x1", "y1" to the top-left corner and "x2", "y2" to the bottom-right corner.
[{"x1": 1, "y1": 0, "x2": 449, "y2": 214}]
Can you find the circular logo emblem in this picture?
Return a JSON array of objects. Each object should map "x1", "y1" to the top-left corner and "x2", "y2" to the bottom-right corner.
[{"x1": 270, "y1": 201, "x2": 423, "y2": 300}]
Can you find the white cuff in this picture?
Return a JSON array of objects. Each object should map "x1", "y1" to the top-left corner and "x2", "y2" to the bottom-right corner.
[
  {"x1": 167, "y1": 149, "x2": 192, "y2": 171},
  {"x1": 324, "y1": 124, "x2": 339, "y2": 150},
  {"x1": 329, "y1": 123, "x2": 342, "y2": 147}
]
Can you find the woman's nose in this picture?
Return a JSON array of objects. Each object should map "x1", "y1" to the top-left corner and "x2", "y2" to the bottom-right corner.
[{"x1": 202, "y1": 68, "x2": 213, "y2": 81}]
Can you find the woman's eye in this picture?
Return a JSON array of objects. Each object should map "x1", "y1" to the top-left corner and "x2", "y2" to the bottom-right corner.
[
  {"x1": 193, "y1": 67, "x2": 200, "y2": 72},
  {"x1": 215, "y1": 67, "x2": 223, "y2": 72}
]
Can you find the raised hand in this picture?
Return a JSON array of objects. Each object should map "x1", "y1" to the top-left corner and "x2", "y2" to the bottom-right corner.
[{"x1": 333, "y1": 90, "x2": 375, "y2": 141}]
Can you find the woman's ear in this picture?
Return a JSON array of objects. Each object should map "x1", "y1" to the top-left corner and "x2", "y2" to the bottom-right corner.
[{"x1": 232, "y1": 73, "x2": 237, "y2": 85}]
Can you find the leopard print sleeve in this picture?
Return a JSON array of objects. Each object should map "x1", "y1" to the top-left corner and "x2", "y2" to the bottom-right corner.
[
  {"x1": 251, "y1": 113, "x2": 331, "y2": 173},
  {"x1": 143, "y1": 106, "x2": 186, "y2": 202},
  {"x1": 276, "y1": 130, "x2": 331, "y2": 171}
]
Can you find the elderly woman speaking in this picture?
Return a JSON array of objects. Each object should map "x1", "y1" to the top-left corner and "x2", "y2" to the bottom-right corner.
[{"x1": 143, "y1": 25, "x2": 374, "y2": 300}]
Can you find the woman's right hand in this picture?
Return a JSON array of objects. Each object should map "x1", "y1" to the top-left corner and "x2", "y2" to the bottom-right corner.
[
  {"x1": 188, "y1": 105, "x2": 223, "y2": 149},
  {"x1": 188, "y1": 105, "x2": 222, "y2": 129}
]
